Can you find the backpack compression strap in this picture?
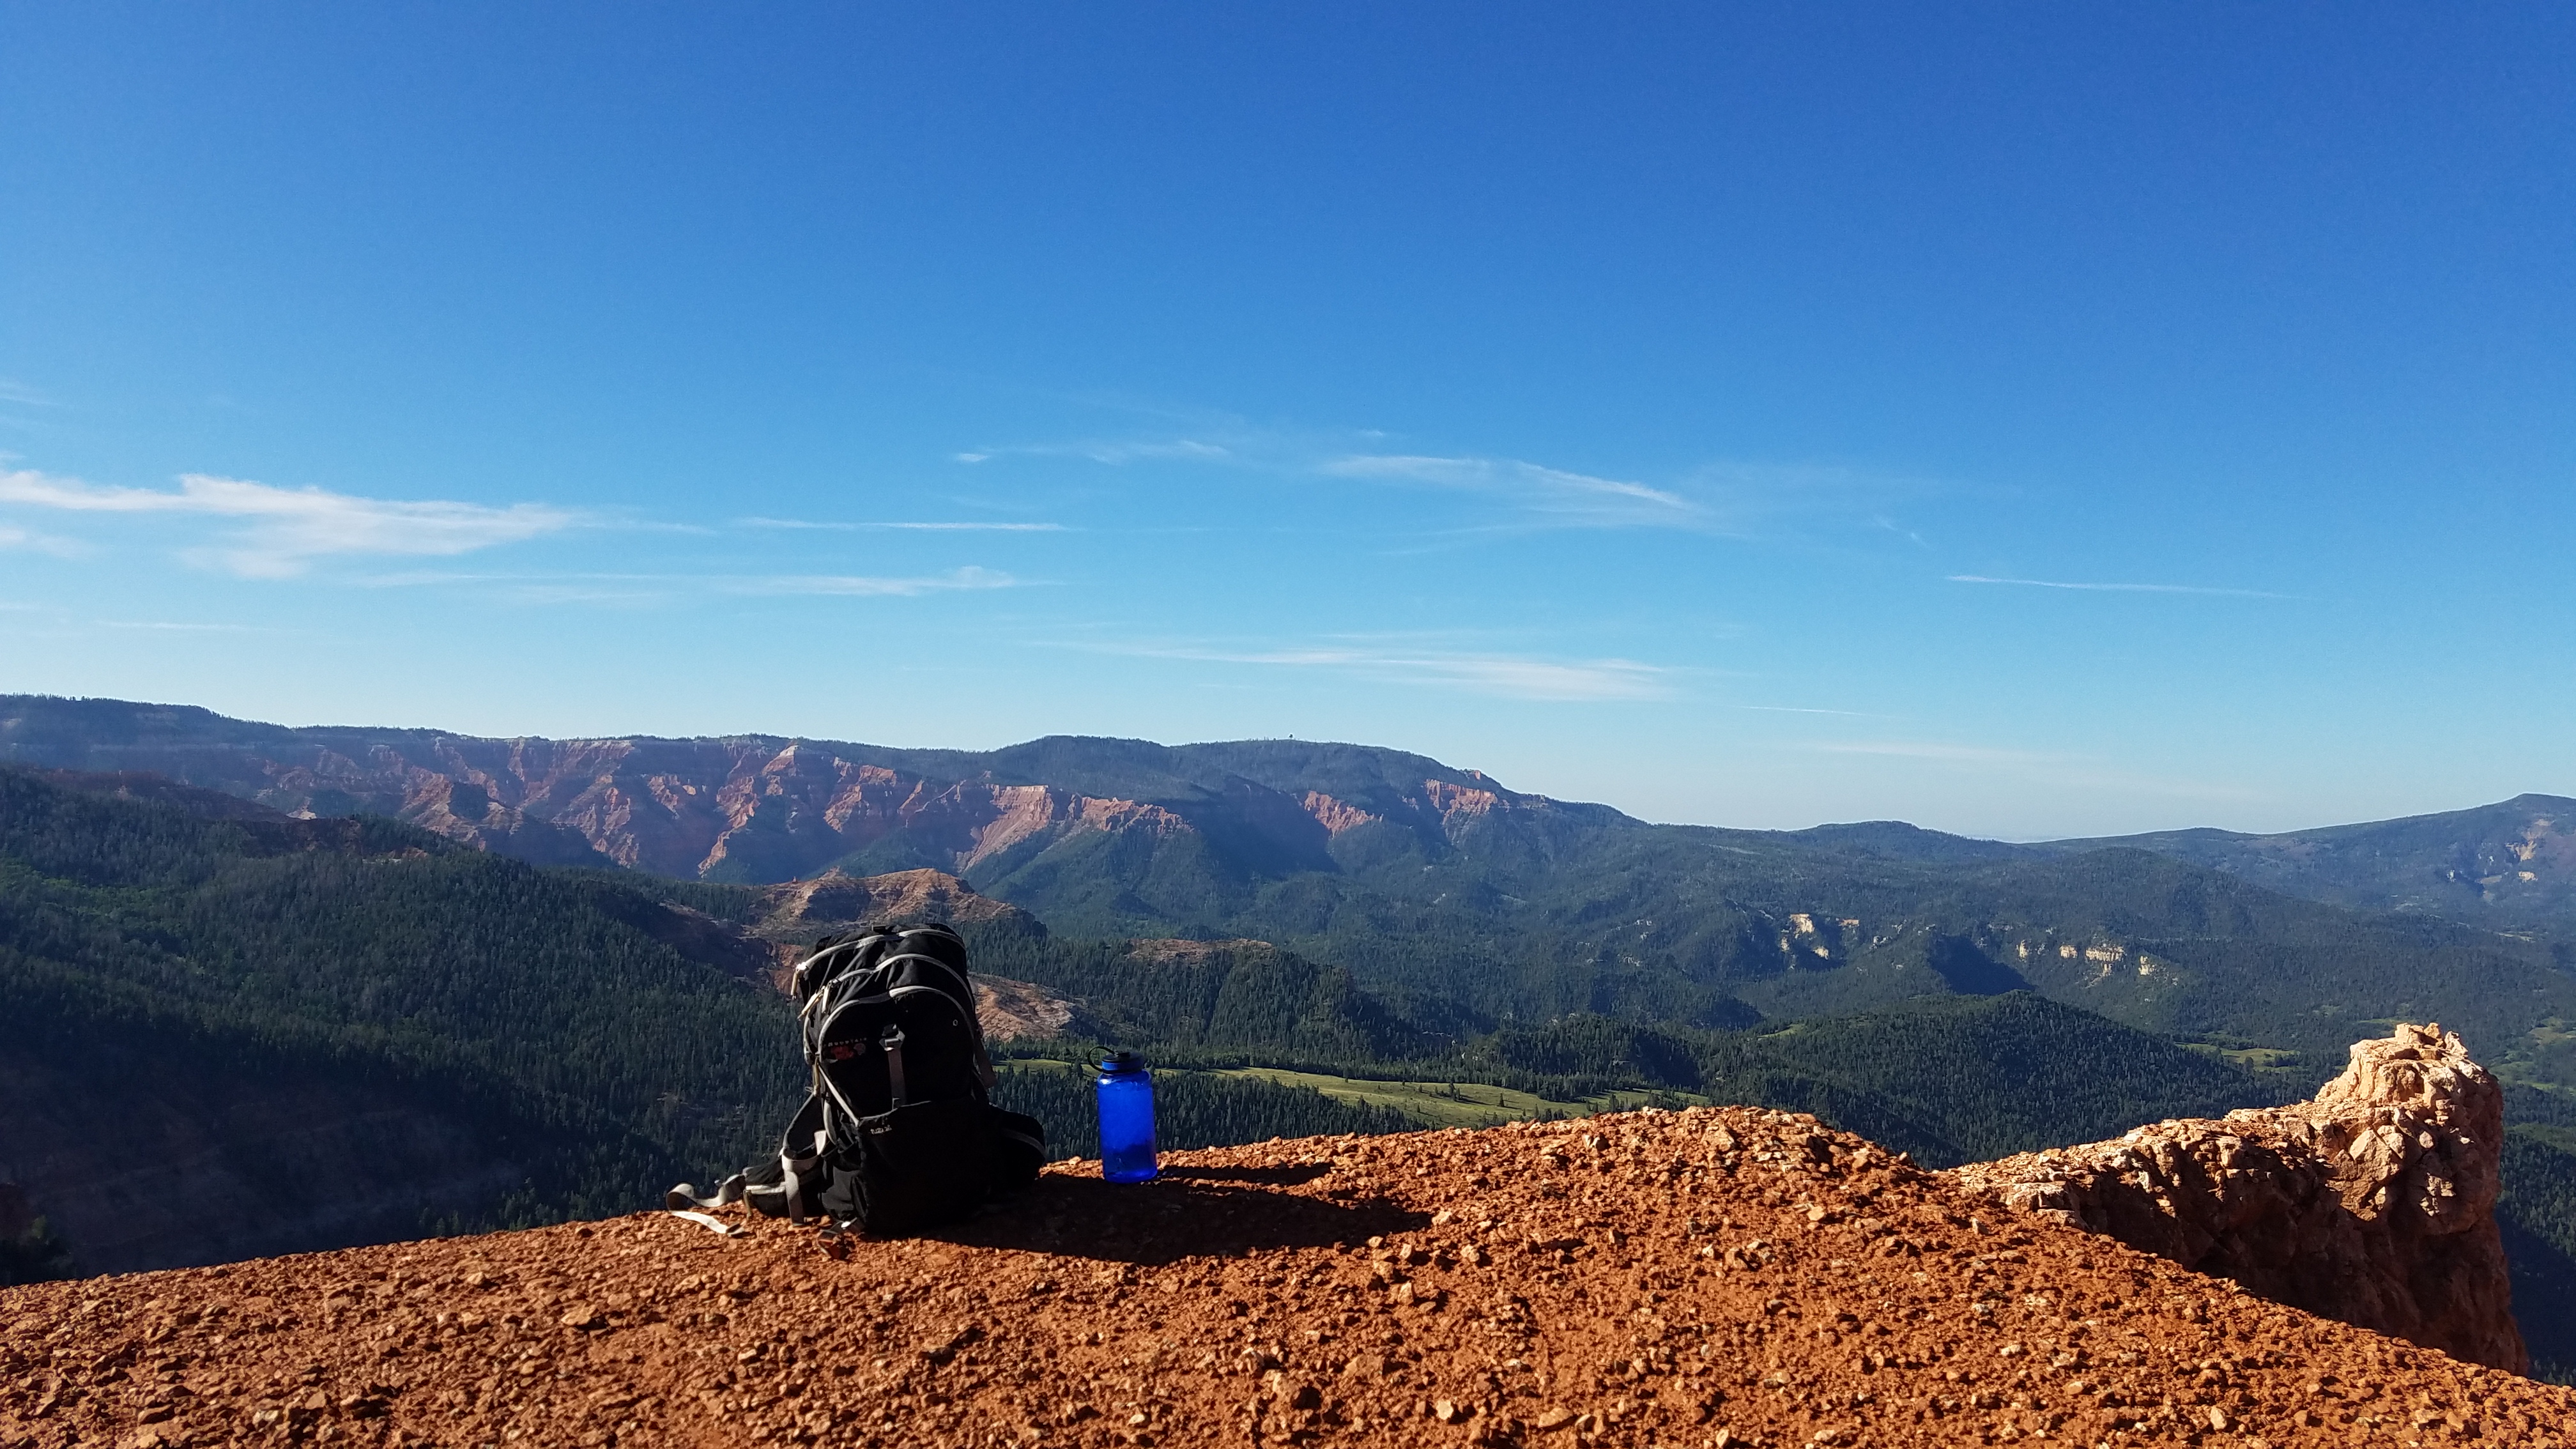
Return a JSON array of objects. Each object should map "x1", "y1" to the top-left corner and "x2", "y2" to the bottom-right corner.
[
  {"x1": 666, "y1": 1093, "x2": 831, "y2": 1225},
  {"x1": 882, "y1": 1024, "x2": 908, "y2": 1107},
  {"x1": 774, "y1": 1091, "x2": 830, "y2": 1225}
]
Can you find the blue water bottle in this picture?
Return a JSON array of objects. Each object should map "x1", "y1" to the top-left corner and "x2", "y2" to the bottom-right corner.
[{"x1": 1095, "y1": 1052, "x2": 1158, "y2": 1183}]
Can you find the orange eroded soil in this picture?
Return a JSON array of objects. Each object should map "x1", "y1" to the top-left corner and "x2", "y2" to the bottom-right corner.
[{"x1": 6, "y1": 1107, "x2": 2572, "y2": 1448}]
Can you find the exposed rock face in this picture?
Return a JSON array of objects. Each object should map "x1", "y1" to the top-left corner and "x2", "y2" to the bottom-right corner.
[
  {"x1": 1950, "y1": 1022, "x2": 2527, "y2": 1372},
  {"x1": 753, "y1": 867, "x2": 1043, "y2": 939},
  {"x1": 0, "y1": 697, "x2": 1616, "y2": 886},
  {"x1": 749, "y1": 870, "x2": 1078, "y2": 1032},
  {"x1": 972, "y1": 974, "x2": 1081, "y2": 1041}
]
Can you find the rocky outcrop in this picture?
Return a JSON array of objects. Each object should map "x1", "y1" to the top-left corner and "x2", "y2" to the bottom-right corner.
[
  {"x1": 751, "y1": 870, "x2": 1076, "y2": 1028},
  {"x1": 752, "y1": 867, "x2": 1044, "y2": 940},
  {"x1": 972, "y1": 974, "x2": 1082, "y2": 1041},
  {"x1": 13, "y1": 1108, "x2": 2576, "y2": 1448},
  {"x1": 1950, "y1": 1022, "x2": 2526, "y2": 1372}
]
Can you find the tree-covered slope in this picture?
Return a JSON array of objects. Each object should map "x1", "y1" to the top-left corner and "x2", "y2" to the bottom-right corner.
[
  {"x1": 9, "y1": 696, "x2": 2572, "y2": 1099},
  {"x1": 1454, "y1": 993, "x2": 2292, "y2": 1167},
  {"x1": 0, "y1": 767, "x2": 808, "y2": 1276},
  {"x1": 2039, "y1": 793, "x2": 2576, "y2": 935}
]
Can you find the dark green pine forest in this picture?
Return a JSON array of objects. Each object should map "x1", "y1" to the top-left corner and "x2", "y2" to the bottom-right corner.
[{"x1": 7, "y1": 762, "x2": 2576, "y2": 1377}]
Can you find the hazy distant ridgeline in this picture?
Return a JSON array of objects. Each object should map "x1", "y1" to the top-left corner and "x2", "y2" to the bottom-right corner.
[
  {"x1": 6, "y1": 695, "x2": 2573, "y2": 1083},
  {"x1": 2032, "y1": 795, "x2": 2576, "y2": 931},
  {"x1": 13, "y1": 758, "x2": 2576, "y2": 1370},
  {"x1": 6, "y1": 694, "x2": 2568, "y2": 927}
]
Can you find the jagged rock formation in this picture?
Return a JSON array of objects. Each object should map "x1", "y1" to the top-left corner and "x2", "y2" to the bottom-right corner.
[
  {"x1": 1950, "y1": 1022, "x2": 2526, "y2": 1372},
  {"x1": 0, "y1": 695, "x2": 1607, "y2": 887},
  {"x1": 753, "y1": 866, "x2": 1045, "y2": 939},
  {"x1": 8, "y1": 1107, "x2": 2574, "y2": 1448}
]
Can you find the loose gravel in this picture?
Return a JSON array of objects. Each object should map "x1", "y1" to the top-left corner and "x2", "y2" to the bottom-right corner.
[{"x1": 6, "y1": 1107, "x2": 2571, "y2": 1448}]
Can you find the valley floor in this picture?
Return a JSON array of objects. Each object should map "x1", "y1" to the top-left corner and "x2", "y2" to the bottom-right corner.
[
  {"x1": 1000, "y1": 1057, "x2": 1697, "y2": 1131},
  {"x1": 6, "y1": 1108, "x2": 2569, "y2": 1448}
]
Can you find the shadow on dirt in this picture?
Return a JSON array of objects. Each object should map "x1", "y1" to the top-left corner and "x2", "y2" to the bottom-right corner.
[{"x1": 935, "y1": 1172, "x2": 1423, "y2": 1265}]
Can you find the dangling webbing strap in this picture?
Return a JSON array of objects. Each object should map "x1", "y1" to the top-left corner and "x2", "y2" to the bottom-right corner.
[
  {"x1": 664, "y1": 1175, "x2": 746, "y2": 1212},
  {"x1": 668, "y1": 1210, "x2": 746, "y2": 1238}
]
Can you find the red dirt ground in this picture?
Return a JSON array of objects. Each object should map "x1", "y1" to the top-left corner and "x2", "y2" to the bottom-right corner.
[{"x1": 6, "y1": 1107, "x2": 2571, "y2": 1448}]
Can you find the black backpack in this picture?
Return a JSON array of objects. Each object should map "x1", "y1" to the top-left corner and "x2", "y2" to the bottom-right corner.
[{"x1": 670, "y1": 921, "x2": 1045, "y2": 1235}]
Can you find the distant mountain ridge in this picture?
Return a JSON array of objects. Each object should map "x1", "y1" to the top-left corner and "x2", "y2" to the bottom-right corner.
[
  {"x1": 2037, "y1": 793, "x2": 2576, "y2": 931},
  {"x1": 8, "y1": 694, "x2": 2574, "y2": 1085},
  {"x1": 11, "y1": 696, "x2": 2565, "y2": 931},
  {"x1": 0, "y1": 694, "x2": 1635, "y2": 887}
]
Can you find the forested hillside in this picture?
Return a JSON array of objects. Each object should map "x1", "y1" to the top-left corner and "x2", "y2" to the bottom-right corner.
[
  {"x1": 10, "y1": 751, "x2": 2576, "y2": 1374},
  {"x1": 0, "y1": 765, "x2": 2307, "y2": 1276},
  {"x1": 9, "y1": 696, "x2": 2571, "y2": 1097},
  {"x1": 0, "y1": 769, "x2": 805, "y2": 1274}
]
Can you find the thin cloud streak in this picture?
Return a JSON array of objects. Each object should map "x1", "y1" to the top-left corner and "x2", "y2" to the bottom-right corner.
[
  {"x1": 356, "y1": 567, "x2": 1028, "y2": 601},
  {"x1": 1322, "y1": 453, "x2": 1705, "y2": 530},
  {"x1": 1081, "y1": 639, "x2": 1672, "y2": 702},
  {"x1": 1948, "y1": 574, "x2": 2294, "y2": 599},
  {"x1": 96, "y1": 620, "x2": 278, "y2": 633},
  {"x1": 1802, "y1": 739, "x2": 2260, "y2": 802},
  {"x1": 956, "y1": 439, "x2": 1231, "y2": 466},
  {"x1": 727, "y1": 567, "x2": 1023, "y2": 597},
  {"x1": 737, "y1": 517, "x2": 1068, "y2": 533},
  {"x1": 1809, "y1": 740, "x2": 2060, "y2": 765},
  {"x1": 956, "y1": 412, "x2": 1931, "y2": 541},
  {"x1": 0, "y1": 468, "x2": 574, "y2": 578}
]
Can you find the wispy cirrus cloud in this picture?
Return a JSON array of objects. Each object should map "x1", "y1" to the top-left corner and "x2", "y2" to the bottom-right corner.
[
  {"x1": 954, "y1": 438, "x2": 1230, "y2": 466},
  {"x1": 0, "y1": 379, "x2": 57, "y2": 407},
  {"x1": 1802, "y1": 739, "x2": 2260, "y2": 802},
  {"x1": 1316, "y1": 448, "x2": 1935, "y2": 537},
  {"x1": 1078, "y1": 637, "x2": 1671, "y2": 702},
  {"x1": 96, "y1": 620, "x2": 280, "y2": 633},
  {"x1": 1319, "y1": 453, "x2": 1703, "y2": 530},
  {"x1": 737, "y1": 517, "x2": 1068, "y2": 533},
  {"x1": 1947, "y1": 574, "x2": 2294, "y2": 599},
  {"x1": 722, "y1": 567, "x2": 1023, "y2": 598},
  {"x1": 0, "y1": 468, "x2": 574, "y2": 578},
  {"x1": 356, "y1": 566, "x2": 1027, "y2": 602},
  {"x1": 1807, "y1": 740, "x2": 2061, "y2": 765},
  {"x1": 952, "y1": 398, "x2": 1942, "y2": 541}
]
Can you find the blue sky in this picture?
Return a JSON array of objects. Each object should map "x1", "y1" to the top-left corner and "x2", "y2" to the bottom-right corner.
[{"x1": 1, "y1": 4, "x2": 2570, "y2": 839}]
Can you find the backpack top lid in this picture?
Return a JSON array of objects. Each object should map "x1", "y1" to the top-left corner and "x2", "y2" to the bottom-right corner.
[
  {"x1": 790, "y1": 920, "x2": 976, "y2": 1016},
  {"x1": 795, "y1": 920, "x2": 953, "y2": 1003},
  {"x1": 790, "y1": 933, "x2": 873, "y2": 1004}
]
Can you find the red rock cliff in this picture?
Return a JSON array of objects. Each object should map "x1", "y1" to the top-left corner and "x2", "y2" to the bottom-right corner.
[{"x1": 1949, "y1": 1022, "x2": 2527, "y2": 1372}]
